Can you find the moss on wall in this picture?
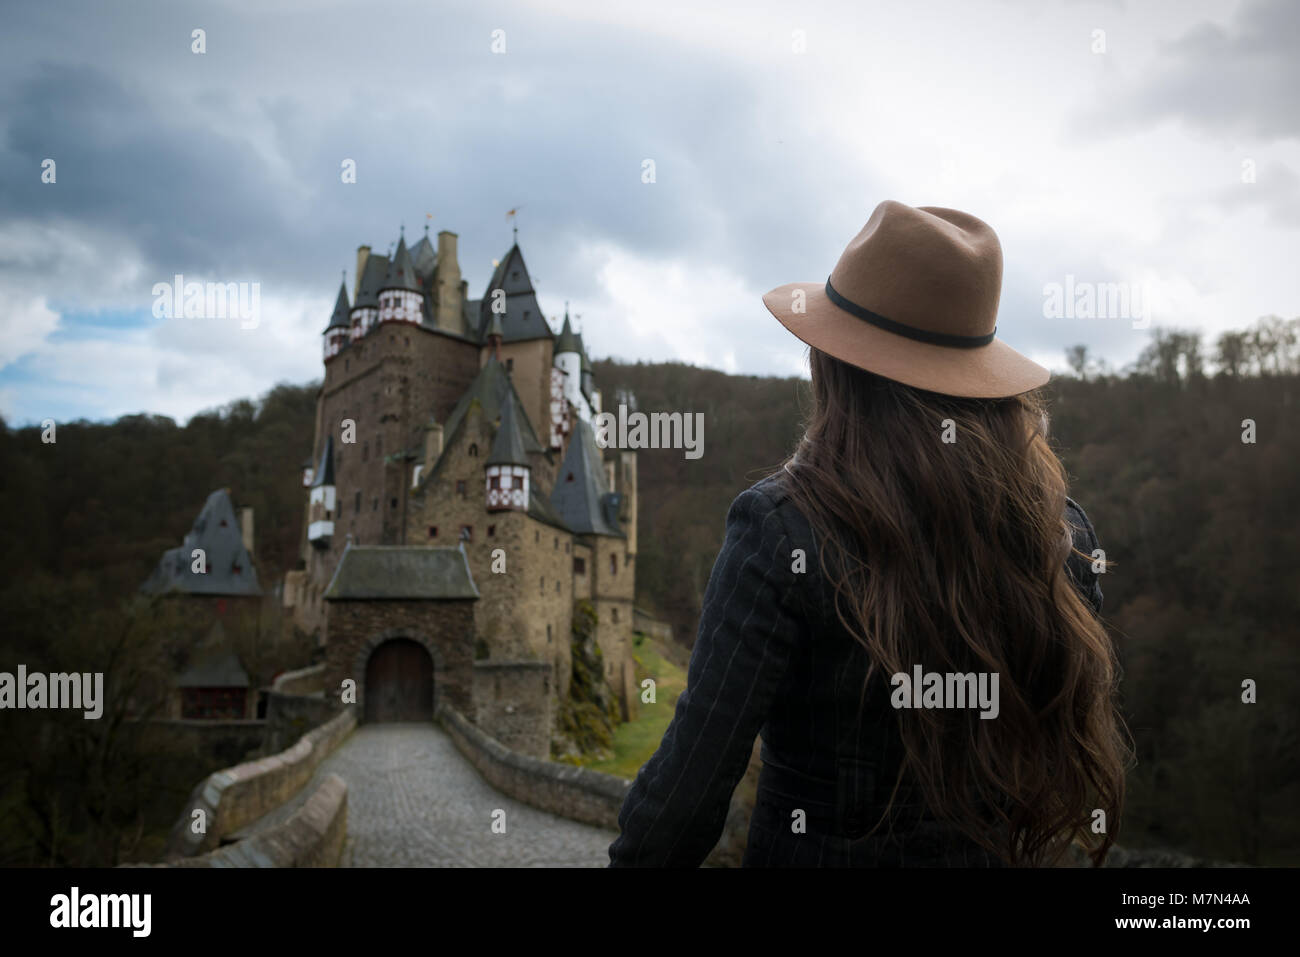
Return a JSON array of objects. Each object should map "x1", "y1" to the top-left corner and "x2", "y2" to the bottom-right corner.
[{"x1": 553, "y1": 599, "x2": 621, "y2": 763}]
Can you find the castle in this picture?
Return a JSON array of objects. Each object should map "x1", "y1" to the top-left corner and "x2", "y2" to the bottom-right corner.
[{"x1": 282, "y1": 225, "x2": 639, "y2": 757}]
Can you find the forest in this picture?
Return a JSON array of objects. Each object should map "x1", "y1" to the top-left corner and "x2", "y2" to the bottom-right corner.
[{"x1": 0, "y1": 315, "x2": 1295, "y2": 865}]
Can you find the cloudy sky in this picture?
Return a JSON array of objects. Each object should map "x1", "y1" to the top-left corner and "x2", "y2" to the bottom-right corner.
[{"x1": 1, "y1": 0, "x2": 1296, "y2": 425}]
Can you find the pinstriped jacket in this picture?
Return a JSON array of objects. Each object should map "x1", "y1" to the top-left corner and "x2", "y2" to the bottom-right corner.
[{"x1": 607, "y1": 473, "x2": 1104, "y2": 867}]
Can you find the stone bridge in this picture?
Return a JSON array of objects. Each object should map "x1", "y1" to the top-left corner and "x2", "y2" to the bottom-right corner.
[{"x1": 238, "y1": 722, "x2": 617, "y2": 867}]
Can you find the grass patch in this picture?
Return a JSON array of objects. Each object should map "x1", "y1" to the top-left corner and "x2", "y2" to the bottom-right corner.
[{"x1": 581, "y1": 636, "x2": 688, "y2": 780}]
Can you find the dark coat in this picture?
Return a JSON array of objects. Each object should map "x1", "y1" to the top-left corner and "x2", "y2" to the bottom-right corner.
[{"x1": 607, "y1": 473, "x2": 1104, "y2": 867}]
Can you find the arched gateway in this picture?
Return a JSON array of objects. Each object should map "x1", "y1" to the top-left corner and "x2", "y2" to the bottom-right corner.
[{"x1": 364, "y1": 638, "x2": 434, "y2": 722}]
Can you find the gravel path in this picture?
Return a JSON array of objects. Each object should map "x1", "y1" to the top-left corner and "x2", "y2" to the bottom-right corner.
[{"x1": 242, "y1": 722, "x2": 618, "y2": 867}]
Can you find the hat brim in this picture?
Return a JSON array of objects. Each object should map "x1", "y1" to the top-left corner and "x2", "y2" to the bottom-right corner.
[{"x1": 763, "y1": 282, "x2": 1050, "y2": 399}]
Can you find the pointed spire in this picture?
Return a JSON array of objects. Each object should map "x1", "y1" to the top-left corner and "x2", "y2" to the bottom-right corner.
[
  {"x1": 486, "y1": 398, "x2": 529, "y2": 467},
  {"x1": 325, "y1": 277, "x2": 351, "y2": 330},
  {"x1": 384, "y1": 235, "x2": 419, "y2": 292},
  {"x1": 311, "y1": 435, "x2": 336, "y2": 487},
  {"x1": 555, "y1": 311, "x2": 579, "y2": 354}
]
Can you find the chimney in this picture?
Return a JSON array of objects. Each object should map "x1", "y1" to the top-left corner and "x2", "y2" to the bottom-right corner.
[
  {"x1": 355, "y1": 245, "x2": 371, "y2": 300},
  {"x1": 239, "y1": 507, "x2": 255, "y2": 557},
  {"x1": 434, "y1": 231, "x2": 462, "y2": 331},
  {"x1": 424, "y1": 420, "x2": 444, "y2": 467}
]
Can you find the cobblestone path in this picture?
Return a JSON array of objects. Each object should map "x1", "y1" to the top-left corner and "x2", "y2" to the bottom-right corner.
[{"x1": 249, "y1": 723, "x2": 618, "y2": 867}]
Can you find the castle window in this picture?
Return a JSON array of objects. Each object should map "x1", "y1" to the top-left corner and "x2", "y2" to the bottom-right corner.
[
  {"x1": 372, "y1": 497, "x2": 379, "y2": 511},
  {"x1": 428, "y1": 525, "x2": 438, "y2": 538},
  {"x1": 487, "y1": 524, "x2": 495, "y2": 537},
  {"x1": 523, "y1": 310, "x2": 530, "y2": 320},
  {"x1": 566, "y1": 472, "x2": 574, "y2": 482},
  {"x1": 547, "y1": 624, "x2": 552, "y2": 645},
  {"x1": 610, "y1": 553, "x2": 618, "y2": 575},
  {"x1": 362, "y1": 442, "x2": 369, "y2": 462},
  {"x1": 355, "y1": 491, "x2": 362, "y2": 513},
  {"x1": 405, "y1": 337, "x2": 410, "y2": 348},
  {"x1": 554, "y1": 536, "x2": 558, "y2": 550},
  {"x1": 456, "y1": 480, "x2": 467, "y2": 497},
  {"x1": 539, "y1": 576, "x2": 544, "y2": 592},
  {"x1": 556, "y1": 580, "x2": 561, "y2": 594},
  {"x1": 390, "y1": 497, "x2": 398, "y2": 509},
  {"x1": 506, "y1": 358, "x2": 514, "y2": 372},
  {"x1": 612, "y1": 607, "x2": 619, "y2": 623},
  {"x1": 469, "y1": 443, "x2": 478, "y2": 457},
  {"x1": 460, "y1": 525, "x2": 473, "y2": 541},
  {"x1": 574, "y1": 557, "x2": 585, "y2": 575}
]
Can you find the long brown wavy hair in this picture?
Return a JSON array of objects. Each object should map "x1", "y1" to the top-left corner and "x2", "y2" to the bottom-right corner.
[{"x1": 779, "y1": 347, "x2": 1130, "y2": 866}]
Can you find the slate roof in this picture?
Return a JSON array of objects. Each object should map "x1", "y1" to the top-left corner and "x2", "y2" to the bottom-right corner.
[
  {"x1": 527, "y1": 488, "x2": 570, "y2": 532},
  {"x1": 141, "y1": 489, "x2": 263, "y2": 596},
  {"x1": 354, "y1": 252, "x2": 389, "y2": 309},
  {"x1": 555, "y1": 313, "x2": 579, "y2": 354},
  {"x1": 384, "y1": 235, "x2": 420, "y2": 292},
  {"x1": 475, "y1": 244, "x2": 553, "y2": 343},
  {"x1": 430, "y1": 356, "x2": 545, "y2": 482},
  {"x1": 411, "y1": 231, "x2": 437, "y2": 279},
  {"x1": 325, "y1": 280, "x2": 350, "y2": 331},
  {"x1": 323, "y1": 545, "x2": 480, "y2": 600},
  {"x1": 176, "y1": 650, "x2": 250, "y2": 689},
  {"x1": 486, "y1": 395, "x2": 529, "y2": 467},
  {"x1": 550, "y1": 418, "x2": 623, "y2": 537},
  {"x1": 311, "y1": 434, "x2": 335, "y2": 488}
]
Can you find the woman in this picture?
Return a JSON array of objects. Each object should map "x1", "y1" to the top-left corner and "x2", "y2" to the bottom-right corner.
[{"x1": 608, "y1": 201, "x2": 1130, "y2": 867}]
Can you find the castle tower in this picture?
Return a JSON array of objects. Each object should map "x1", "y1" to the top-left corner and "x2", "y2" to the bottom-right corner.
[
  {"x1": 485, "y1": 399, "x2": 529, "y2": 512},
  {"x1": 433, "y1": 230, "x2": 463, "y2": 333},
  {"x1": 307, "y1": 434, "x2": 337, "y2": 548},
  {"x1": 351, "y1": 248, "x2": 386, "y2": 340},
  {"x1": 554, "y1": 310, "x2": 584, "y2": 417},
  {"x1": 379, "y1": 233, "x2": 421, "y2": 325},
  {"x1": 323, "y1": 278, "x2": 350, "y2": 361}
]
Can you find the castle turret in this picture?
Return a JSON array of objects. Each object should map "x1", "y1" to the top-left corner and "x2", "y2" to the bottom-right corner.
[
  {"x1": 323, "y1": 277, "x2": 350, "y2": 361},
  {"x1": 351, "y1": 250, "x2": 387, "y2": 340},
  {"x1": 554, "y1": 310, "x2": 583, "y2": 412},
  {"x1": 379, "y1": 232, "x2": 422, "y2": 326},
  {"x1": 485, "y1": 399, "x2": 529, "y2": 512},
  {"x1": 307, "y1": 435, "x2": 337, "y2": 548}
]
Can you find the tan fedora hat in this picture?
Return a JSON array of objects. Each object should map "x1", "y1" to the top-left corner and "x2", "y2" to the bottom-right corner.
[{"x1": 763, "y1": 200, "x2": 1049, "y2": 398}]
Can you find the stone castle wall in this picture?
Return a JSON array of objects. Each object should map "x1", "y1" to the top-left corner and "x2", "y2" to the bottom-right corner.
[{"x1": 323, "y1": 599, "x2": 477, "y2": 718}]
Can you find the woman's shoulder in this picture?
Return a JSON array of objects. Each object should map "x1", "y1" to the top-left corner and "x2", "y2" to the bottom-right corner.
[{"x1": 731, "y1": 471, "x2": 818, "y2": 551}]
